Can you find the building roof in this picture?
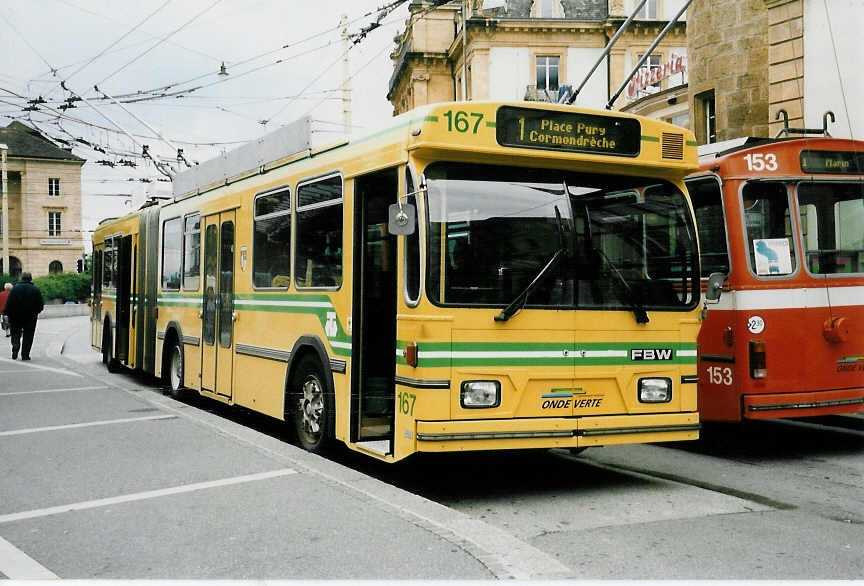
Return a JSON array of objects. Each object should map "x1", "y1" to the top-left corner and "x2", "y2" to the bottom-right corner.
[
  {"x1": 0, "y1": 121, "x2": 85, "y2": 162},
  {"x1": 412, "y1": 1, "x2": 607, "y2": 20}
]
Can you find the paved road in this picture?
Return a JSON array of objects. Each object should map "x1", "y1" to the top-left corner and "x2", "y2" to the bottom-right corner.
[{"x1": 1, "y1": 316, "x2": 862, "y2": 579}]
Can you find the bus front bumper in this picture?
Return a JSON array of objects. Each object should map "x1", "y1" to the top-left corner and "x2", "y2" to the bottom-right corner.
[
  {"x1": 414, "y1": 412, "x2": 700, "y2": 452},
  {"x1": 743, "y1": 388, "x2": 864, "y2": 419}
]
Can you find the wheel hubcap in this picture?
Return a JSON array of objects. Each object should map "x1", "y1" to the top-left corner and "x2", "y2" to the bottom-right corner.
[
  {"x1": 298, "y1": 375, "x2": 324, "y2": 443},
  {"x1": 170, "y1": 348, "x2": 182, "y2": 390}
]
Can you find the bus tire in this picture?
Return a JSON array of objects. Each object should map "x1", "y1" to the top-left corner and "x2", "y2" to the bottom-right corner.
[
  {"x1": 164, "y1": 341, "x2": 187, "y2": 399},
  {"x1": 292, "y1": 355, "x2": 333, "y2": 454},
  {"x1": 102, "y1": 326, "x2": 119, "y2": 373}
]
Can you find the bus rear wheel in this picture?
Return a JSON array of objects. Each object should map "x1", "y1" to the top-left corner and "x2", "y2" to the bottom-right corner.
[
  {"x1": 164, "y1": 342, "x2": 186, "y2": 399},
  {"x1": 292, "y1": 356, "x2": 333, "y2": 454}
]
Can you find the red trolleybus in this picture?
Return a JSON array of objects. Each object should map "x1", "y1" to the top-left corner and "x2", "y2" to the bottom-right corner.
[{"x1": 686, "y1": 125, "x2": 864, "y2": 421}]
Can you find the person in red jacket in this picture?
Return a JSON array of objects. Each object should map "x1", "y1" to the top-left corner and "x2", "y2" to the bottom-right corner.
[{"x1": 0, "y1": 282, "x2": 11, "y2": 337}]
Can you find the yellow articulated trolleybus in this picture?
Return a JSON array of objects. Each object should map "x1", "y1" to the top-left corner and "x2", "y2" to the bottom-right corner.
[{"x1": 91, "y1": 101, "x2": 703, "y2": 462}]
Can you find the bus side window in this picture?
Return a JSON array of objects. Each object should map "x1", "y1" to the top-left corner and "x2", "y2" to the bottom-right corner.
[
  {"x1": 296, "y1": 175, "x2": 343, "y2": 288},
  {"x1": 686, "y1": 177, "x2": 729, "y2": 277},
  {"x1": 404, "y1": 167, "x2": 421, "y2": 304},
  {"x1": 253, "y1": 187, "x2": 292, "y2": 288},
  {"x1": 161, "y1": 217, "x2": 182, "y2": 290}
]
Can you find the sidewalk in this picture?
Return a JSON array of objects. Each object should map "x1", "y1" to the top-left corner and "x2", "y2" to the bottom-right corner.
[{"x1": 0, "y1": 316, "x2": 571, "y2": 580}]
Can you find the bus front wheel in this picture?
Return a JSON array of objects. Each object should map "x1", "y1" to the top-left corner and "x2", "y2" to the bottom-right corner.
[
  {"x1": 102, "y1": 327, "x2": 118, "y2": 373},
  {"x1": 292, "y1": 356, "x2": 333, "y2": 454}
]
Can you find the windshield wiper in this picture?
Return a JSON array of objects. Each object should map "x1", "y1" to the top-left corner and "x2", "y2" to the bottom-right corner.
[
  {"x1": 594, "y1": 247, "x2": 649, "y2": 324},
  {"x1": 581, "y1": 203, "x2": 649, "y2": 324},
  {"x1": 494, "y1": 206, "x2": 568, "y2": 323}
]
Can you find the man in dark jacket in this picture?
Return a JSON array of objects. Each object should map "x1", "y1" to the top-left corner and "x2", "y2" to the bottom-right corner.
[{"x1": 2, "y1": 273, "x2": 44, "y2": 360}]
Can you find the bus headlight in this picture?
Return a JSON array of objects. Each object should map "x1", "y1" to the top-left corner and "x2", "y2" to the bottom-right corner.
[
  {"x1": 460, "y1": 381, "x2": 501, "y2": 408},
  {"x1": 638, "y1": 378, "x2": 672, "y2": 403}
]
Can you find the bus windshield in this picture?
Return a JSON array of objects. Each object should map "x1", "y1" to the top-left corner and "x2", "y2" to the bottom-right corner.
[
  {"x1": 797, "y1": 181, "x2": 864, "y2": 275},
  {"x1": 424, "y1": 162, "x2": 699, "y2": 313}
]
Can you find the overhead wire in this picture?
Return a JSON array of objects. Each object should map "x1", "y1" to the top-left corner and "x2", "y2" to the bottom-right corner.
[
  {"x1": 94, "y1": 0, "x2": 225, "y2": 89},
  {"x1": 61, "y1": 0, "x2": 174, "y2": 88}
]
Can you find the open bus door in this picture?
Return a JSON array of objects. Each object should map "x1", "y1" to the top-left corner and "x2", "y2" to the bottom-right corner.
[{"x1": 351, "y1": 168, "x2": 398, "y2": 453}]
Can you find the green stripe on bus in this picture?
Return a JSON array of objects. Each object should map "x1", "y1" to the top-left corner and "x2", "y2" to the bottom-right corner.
[
  {"x1": 686, "y1": 140, "x2": 698, "y2": 146},
  {"x1": 424, "y1": 115, "x2": 439, "y2": 122},
  {"x1": 641, "y1": 135, "x2": 660, "y2": 142}
]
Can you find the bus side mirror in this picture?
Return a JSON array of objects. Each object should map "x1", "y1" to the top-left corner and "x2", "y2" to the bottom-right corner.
[
  {"x1": 705, "y1": 272, "x2": 725, "y2": 303},
  {"x1": 388, "y1": 203, "x2": 416, "y2": 236}
]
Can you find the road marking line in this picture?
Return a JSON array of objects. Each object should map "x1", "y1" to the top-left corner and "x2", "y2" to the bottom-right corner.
[
  {"x1": 0, "y1": 358, "x2": 82, "y2": 377},
  {"x1": 0, "y1": 535, "x2": 58, "y2": 579},
  {"x1": 0, "y1": 414, "x2": 176, "y2": 437},
  {"x1": 0, "y1": 386, "x2": 108, "y2": 396},
  {"x1": 0, "y1": 369, "x2": 38, "y2": 374},
  {"x1": 0, "y1": 469, "x2": 297, "y2": 525}
]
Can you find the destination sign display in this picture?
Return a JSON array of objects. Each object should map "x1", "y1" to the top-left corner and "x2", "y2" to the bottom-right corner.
[
  {"x1": 800, "y1": 150, "x2": 864, "y2": 174},
  {"x1": 496, "y1": 106, "x2": 641, "y2": 157}
]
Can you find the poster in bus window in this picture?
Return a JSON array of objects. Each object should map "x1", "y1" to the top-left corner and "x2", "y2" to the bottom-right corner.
[{"x1": 753, "y1": 238, "x2": 792, "y2": 275}]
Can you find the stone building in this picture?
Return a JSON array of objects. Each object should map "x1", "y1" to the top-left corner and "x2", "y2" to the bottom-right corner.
[
  {"x1": 0, "y1": 121, "x2": 86, "y2": 278},
  {"x1": 388, "y1": 0, "x2": 689, "y2": 115},
  {"x1": 687, "y1": 0, "x2": 861, "y2": 144}
]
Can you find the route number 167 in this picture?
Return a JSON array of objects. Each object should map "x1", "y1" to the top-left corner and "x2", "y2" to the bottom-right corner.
[{"x1": 707, "y1": 366, "x2": 733, "y2": 386}]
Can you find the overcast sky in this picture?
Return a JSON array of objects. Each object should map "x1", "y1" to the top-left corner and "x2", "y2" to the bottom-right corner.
[{"x1": 0, "y1": 0, "x2": 410, "y2": 235}]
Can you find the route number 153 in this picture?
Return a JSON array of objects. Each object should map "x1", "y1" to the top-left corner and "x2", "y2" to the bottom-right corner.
[
  {"x1": 744, "y1": 153, "x2": 778, "y2": 171},
  {"x1": 707, "y1": 366, "x2": 733, "y2": 386}
]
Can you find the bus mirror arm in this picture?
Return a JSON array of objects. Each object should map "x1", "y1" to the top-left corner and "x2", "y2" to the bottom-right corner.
[{"x1": 705, "y1": 272, "x2": 725, "y2": 304}]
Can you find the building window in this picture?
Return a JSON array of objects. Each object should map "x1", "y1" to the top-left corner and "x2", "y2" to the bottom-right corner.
[
  {"x1": 536, "y1": 56, "x2": 560, "y2": 93},
  {"x1": 161, "y1": 217, "x2": 182, "y2": 290},
  {"x1": 183, "y1": 213, "x2": 201, "y2": 290},
  {"x1": 295, "y1": 174, "x2": 343, "y2": 289},
  {"x1": 253, "y1": 187, "x2": 292, "y2": 288},
  {"x1": 49, "y1": 260, "x2": 63, "y2": 274},
  {"x1": 49, "y1": 178, "x2": 60, "y2": 197},
  {"x1": 48, "y1": 211, "x2": 61, "y2": 236},
  {"x1": 0, "y1": 256, "x2": 22, "y2": 277},
  {"x1": 637, "y1": 0, "x2": 658, "y2": 19},
  {"x1": 695, "y1": 90, "x2": 716, "y2": 145},
  {"x1": 531, "y1": 0, "x2": 564, "y2": 18},
  {"x1": 0, "y1": 211, "x2": 3, "y2": 236},
  {"x1": 638, "y1": 54, "x2": 662, "y2": 92},
  {"x1": 666, "y1": 112, "x2": 690, "y2": 128}
]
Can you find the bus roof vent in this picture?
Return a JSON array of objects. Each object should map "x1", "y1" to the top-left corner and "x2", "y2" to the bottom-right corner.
[
  {"x1": 172, "y1": 116, "x2": 318, "y2": 198},
  {"x1": 662, "y1": 132, "x2": 684, "y2": 160}
]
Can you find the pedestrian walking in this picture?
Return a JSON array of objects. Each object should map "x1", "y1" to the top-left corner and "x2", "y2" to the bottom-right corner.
[
  {"x1": 0, "y1": 282, "x2": 11, "y2": 337},
  {"x1": 2, "y1": 273, "x2": 44, "y2": 360}
]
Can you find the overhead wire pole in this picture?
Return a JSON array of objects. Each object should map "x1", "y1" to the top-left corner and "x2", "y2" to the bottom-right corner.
[
  {"x1": 340, "y1": 14, "x2": 352, "y2": 137},
  {"x1": 606, "y1": 0, "x2": 694, "y2": 110},
  {"x1": 462, "y1": 0, "x2": 468, "y2": 100},
  {"x1": 567, "y1": 0, "x2": 648, "y2": 105}
]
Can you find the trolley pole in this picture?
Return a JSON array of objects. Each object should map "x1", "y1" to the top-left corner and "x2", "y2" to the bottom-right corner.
[
  {"x1": 1, "y1": 143, "x2": 8, "y2": 278},
  {"x1": 606, "y1": 0, "x2": 693, "y2": 110},
  {"x1": 567, "y1": 0, "x2": 648, "y2": 105}
]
